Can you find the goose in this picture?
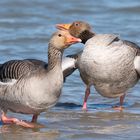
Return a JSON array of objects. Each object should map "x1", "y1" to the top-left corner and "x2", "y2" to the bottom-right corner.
[
  {"x1": 0, "y1": 30, "x2": 81, "y2": 128},
  {"x1": 56, "y1": 21, "x2": 140, "y2": 111}
]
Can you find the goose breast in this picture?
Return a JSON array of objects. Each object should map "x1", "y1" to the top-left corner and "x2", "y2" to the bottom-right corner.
[{"x1": 78, "y1": 34, "x2": 138, "y2": 97}]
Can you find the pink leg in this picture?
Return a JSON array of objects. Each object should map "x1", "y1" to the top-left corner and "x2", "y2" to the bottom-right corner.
[
  {"x1": 31, "y1": 114, "x2": 45, "y2": 128},
  {"x1": 82, "y1": 87, "x2": 90, "y2": 111},
  {"x1": 120, "y1": 94, "x2": 125, "y2": 106},
  {"x1": 31, "y1": 114, "x2": 38, "y2": 123},
  {"x1": 113, "y1": 94, "x2": 126, "y2": 111},
  {"x1": 1, "y1": 112, "x2": 35, "y2": 128}
]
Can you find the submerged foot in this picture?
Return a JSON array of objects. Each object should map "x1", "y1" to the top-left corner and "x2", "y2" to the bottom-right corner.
[
  {"x1": 2, "y1": 116, "x2": 34, "y2": 128},
  {"x1": 15, "y1": 120, "x2": 36, "y2": 128},
  {"x1": 112, "y1": 106, "x2": 124, "y2": 111},
  {"x1": 1, "y1": 115, "x2": 44, "y2": 128}
]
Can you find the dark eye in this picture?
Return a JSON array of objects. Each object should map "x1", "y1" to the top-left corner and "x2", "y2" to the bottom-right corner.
[
  {"x1": 58, "y1": 34, "x2": 62, "y2": 37},
  {"x1": 75, "y1": 23, "x2": 79, "y2": 26}
]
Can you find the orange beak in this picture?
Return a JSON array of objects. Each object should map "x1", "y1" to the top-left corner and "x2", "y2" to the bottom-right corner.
[
  {"x1": 65, "y1": 34, "x2": 81, "y2": 45},
  {"x1": 56, "y1": 23, "x2": 71, "y2": 30}
]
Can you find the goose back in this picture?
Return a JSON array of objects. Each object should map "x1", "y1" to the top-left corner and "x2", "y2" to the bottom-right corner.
[{"x1": 0, "y1": 59, "x2": 46, "y2": 82}]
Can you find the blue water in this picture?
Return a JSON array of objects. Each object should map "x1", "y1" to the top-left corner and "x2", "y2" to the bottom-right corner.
[{"x1": 0, "y1": 0, "x2": 140, "y2": 139}]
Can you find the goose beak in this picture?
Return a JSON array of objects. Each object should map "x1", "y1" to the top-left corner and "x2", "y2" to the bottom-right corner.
[
  {"x1": 56, "y1": 24, "x2": 71, "y2": 30},
  {"x1": 65, "y1": 35, "x2": 81, "y2": 45}
]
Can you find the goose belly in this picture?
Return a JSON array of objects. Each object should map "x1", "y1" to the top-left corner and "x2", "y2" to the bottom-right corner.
[
  {"x1": 79, "y1": 42, "x2": 138, "y2": 97},
  {"x1": 21, "y1": 74, "x2": 63, "y2": 114},
  {"x1": 0, "y1": 71, "x2": 63, "y2": 114}
]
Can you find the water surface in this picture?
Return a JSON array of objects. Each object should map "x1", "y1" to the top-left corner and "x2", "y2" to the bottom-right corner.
[{"x1": 0, "y1": 0, "x2": 140, "y2": 139}]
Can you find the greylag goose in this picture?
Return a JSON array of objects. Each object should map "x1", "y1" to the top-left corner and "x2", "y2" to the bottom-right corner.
[
  {"x1": 56, "y1": 21, "x2": 140, "y2": 111},
  {"x1": 0, "y1": 30, "x2": 81, "y2": 128}
]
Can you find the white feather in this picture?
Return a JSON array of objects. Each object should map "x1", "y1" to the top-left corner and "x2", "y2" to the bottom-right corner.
[
  {"x1": 134, "y1": 56, "x2": 140, "y2": 75},
  {"x1": 61, "y1": 57, "x2": 76, "y2": 71},
  {"x1": 0, "y1": 79, "x2": 17, "y2": 85}
]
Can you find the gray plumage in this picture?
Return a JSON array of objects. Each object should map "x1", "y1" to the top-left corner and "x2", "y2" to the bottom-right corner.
[
  {"x1": 0, "y1": 30, "x2": 81, "y2": 123},
  {"x1": 0, "y1": 59, "x2": 46, "y2": 82},
  {"x1": 0, "y1": 56, "x2": 77, "y2": 83},
  {"x1": 56, "y1": 21, "x2": 140, "y2": 109},
  {"x1": 78, "y1": 34, "x2": 140, "y2": 98}
]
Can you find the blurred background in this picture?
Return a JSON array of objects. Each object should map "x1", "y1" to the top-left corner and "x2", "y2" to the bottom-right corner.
[{"x1": 0, "y1": 0, "x2": 140, "y2": 140}]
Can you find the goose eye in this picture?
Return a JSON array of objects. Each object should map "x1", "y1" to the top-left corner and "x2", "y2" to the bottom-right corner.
[
  {"x1": 75, "y1": 23, "x2": 79, "y2": 26},
  {"x1": 58, "y1": 34, "x2": 62, "y2": 37}
]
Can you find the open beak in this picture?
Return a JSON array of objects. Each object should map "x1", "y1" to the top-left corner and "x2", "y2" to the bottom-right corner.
[
  {"x1": 56, "y1": 23, "x2": 71, "y2": 30},
  {"x1": 65, "y1": 34, "x2": 81, "y2": 45}
]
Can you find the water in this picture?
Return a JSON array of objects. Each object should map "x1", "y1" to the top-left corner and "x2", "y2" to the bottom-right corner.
[{"x1": 0, "y1": 0, "x2": 140, "y2": 139}]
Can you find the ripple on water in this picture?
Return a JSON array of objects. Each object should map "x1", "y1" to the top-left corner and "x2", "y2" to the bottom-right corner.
[{"x1": 0, "y1": 0, "x2": 140, "y2": 140}]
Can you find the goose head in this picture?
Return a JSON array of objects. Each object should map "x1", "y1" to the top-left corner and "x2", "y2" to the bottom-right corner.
[
  {"x1": 56, "y1": 21, "x2": 95, "y2": 44},
  {"x1": 49, "y1": 30, "x2": 82, "y2": 50}
]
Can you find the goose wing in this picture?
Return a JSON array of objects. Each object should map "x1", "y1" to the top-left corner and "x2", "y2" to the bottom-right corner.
[
  {"x1": 0, "y1": 59, "x2": 46, "y2": 83},
  {"x1": 0, "y1": 55, "x2": 78, "y2": 83}
]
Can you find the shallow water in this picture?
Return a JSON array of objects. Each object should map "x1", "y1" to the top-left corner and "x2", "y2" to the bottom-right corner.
[{"x1": 0, "y1": 0, "x2": 140, "y2": 139}]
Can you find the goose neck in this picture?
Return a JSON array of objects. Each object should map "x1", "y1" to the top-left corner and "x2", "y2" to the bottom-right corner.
[
  {"x1": 47, "y1": 44, "x2": 63, "y2": 71},
  {"x1": 79, "y1": 30, "x2": 95, "y2": 44}
]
